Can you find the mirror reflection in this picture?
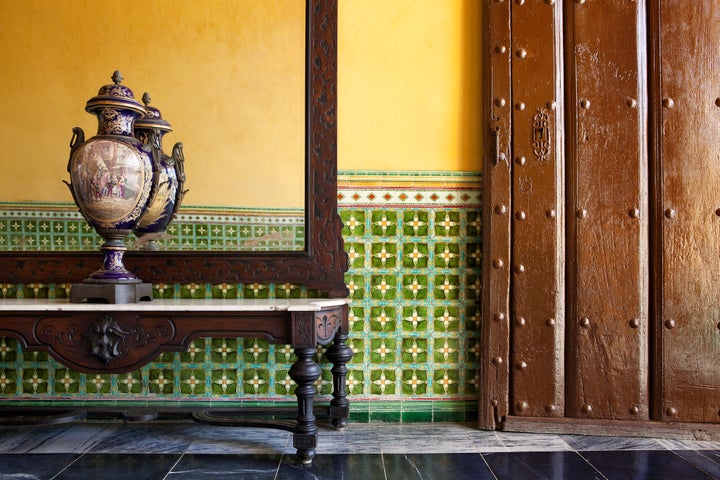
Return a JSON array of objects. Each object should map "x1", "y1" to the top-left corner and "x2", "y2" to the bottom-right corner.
[{"x1": 0, "y1": 0, "x2": 305, "y2": 252}]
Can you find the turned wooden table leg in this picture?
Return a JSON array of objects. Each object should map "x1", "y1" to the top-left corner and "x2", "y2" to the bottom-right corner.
[
  {"x1": 289, "y1": 346, "x2": 321, "y2": 464},
  {"x1": 326, "y1": 329, "x2": 353, "y2": 429}
]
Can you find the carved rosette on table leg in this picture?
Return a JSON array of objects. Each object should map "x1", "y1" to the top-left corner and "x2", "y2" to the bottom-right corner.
[
  {"x1": 288, "y1": 347, "x2": 322, "y2": 464},
  {"x1": 312, "y1": 306, "x2": 352, "y2": 427}
]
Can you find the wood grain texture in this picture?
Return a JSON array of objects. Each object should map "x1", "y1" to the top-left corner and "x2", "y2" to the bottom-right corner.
[
  {"x1": 656, "y1": 1, "x2": 720, "y2": 423},
  {"x1": 504, "y1": 415, "x2": 720, "y2": 440},
  {"x1": 480, "y1": 0, "x2": 512, "y2": 430},
  {"x1": 484, "y1": 0, "x2": 720, "y2": 430},
  {"x1": 565, "y1": 0, "x2": 649, "y2": 421},
  {"x1": 509, "y1": 0, "x2": 565, "y2": 420}
]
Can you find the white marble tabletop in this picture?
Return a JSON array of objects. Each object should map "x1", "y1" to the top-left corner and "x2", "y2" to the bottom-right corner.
[{"x1": 0, "y1": 298, "x2": 349, "y2": 312}]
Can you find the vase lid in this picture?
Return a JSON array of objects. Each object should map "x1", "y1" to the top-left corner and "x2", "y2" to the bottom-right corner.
[
  {"x1": 85, "y1": 71, "x2": 146, "y2": 116},
  {"x1": 134, "y1": 92, "x2": 173, "y2": 132}
]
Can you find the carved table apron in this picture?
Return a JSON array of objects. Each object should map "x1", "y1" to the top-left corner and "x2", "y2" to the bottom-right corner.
[{"x1": 0, "y1": 298, "x2": 352, "y2": 464}]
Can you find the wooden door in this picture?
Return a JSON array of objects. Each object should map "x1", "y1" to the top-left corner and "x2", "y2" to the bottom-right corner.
[{"x1": 481, "y1": 0, "x2": 720, "y2": 431}]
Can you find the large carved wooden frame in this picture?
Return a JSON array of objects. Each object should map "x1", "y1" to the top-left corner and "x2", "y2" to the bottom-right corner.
[{"x1": 0, "y1": 0, "x2": 348, "y2": 298}]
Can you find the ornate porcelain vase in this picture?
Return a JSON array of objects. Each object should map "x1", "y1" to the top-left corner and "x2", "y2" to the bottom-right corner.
[
  {"x1": 133, "y1": 92, "x2": 187, "y2": 250},
  {"x1": 65, "y1": 71, "x2": 155, "y2": 303}
]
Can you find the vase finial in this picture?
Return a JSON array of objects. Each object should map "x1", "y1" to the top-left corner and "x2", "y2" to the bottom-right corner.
[
  {"x1": 142, "y1": 92, "x2": 151, "y2": 106},
  {"x1": 111, "y1": 70, "x2": 123, "y2": 85}
]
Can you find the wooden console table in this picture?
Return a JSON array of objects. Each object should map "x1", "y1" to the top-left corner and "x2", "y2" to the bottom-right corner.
[{"x1": 0, "y1": 298, "x2": 352, "y2": 464}]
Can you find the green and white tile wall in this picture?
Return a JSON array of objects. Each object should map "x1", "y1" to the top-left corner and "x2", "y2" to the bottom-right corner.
[
  {"x1": 0, "y1": 204, "x2": 304, "y2": 252},
  {"x1": 0, "y1": 171, "x2": 482, "y2": 422}
]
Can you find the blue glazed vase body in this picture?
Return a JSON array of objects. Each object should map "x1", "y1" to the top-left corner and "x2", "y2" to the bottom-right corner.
[{"x1": 133, "y1": 96, "x2": 186, "y2": 249}]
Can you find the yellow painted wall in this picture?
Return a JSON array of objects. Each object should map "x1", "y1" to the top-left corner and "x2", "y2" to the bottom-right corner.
[
  {"x1": 0, "y1": 1, "x2": 482, "y2": 205},
  {"x1": 0, "y1": 0, "x2": 305, "y2": 207},
  {"x1": 338, "y1": 0, "x2": 482, "y2": 172}
]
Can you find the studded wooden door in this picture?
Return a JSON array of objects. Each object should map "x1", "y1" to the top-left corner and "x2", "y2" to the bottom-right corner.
[{"x1": 481, "y1": 0, "x2": 720, "y2": 430}]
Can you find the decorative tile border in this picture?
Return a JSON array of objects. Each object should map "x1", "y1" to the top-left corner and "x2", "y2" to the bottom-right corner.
[{"x1": 338, "y1": 170, "x2": 482, "y2": 208}]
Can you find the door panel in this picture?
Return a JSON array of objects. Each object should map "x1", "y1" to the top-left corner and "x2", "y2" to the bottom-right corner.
[
  {"x1": 509, "y1": 0, "x2": 565, "y2": 418},
  {"x1": 565, "y1": 0, "x2": 649, "y2": 421},
  {"x1": 657, "y1": 1, "x2": 720, "y2": 423},
  {"x1": 480, "y1": 0, "x2": 512, "y2": 430}
]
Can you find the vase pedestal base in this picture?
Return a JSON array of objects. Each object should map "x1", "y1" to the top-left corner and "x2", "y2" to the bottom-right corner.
[{"x1": 70, "y1": 282, "x2": 153, "y2": 304}]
